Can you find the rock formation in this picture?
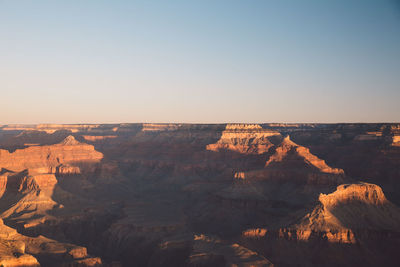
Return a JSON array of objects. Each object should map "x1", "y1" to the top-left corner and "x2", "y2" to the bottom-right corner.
[
  {"x1": 0, "y1": 135, "x2": 103, "y2": 174},
  {"x1": 189, "y1": 234, "x2": 273, "y2": 267},
  {"x1": 206, "y1": 124, "x2": 280, "y2": 154},
  {"x1": 310, "y1": 183, "x2": 400, "y2": 230},
  {"x1": 265, "y1": 136, "x2": 344, "y2": 174},
  {"x1": 0, "y1": 216, "x2": 102, "y2": 267},
  {"x1": 0, "y1": 135, "x2": 104, "y2": 266},
  {"x1": 0, "y1": 218, "x2": 40, "y2": 267},
  {"x1": 241, "y1": 135, "x2": 345, "y2": 186}
]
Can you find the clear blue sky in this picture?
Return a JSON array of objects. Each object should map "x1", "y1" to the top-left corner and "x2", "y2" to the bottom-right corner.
[{"x1": 1, "y1": 0, "x2": 399, "y2": 123}]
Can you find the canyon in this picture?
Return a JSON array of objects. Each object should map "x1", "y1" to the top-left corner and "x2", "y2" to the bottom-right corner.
[{"x1": 0, "y1": 123, "x2": 399, "y2": 266}]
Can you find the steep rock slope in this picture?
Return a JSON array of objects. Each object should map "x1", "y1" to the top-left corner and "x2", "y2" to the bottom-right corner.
[
  {"x1": 243, "y1": 136, "x2": 345, "y2": 185},
  {"x1": 241, "y1": 183, "x2": 400, "y2": 266},
  {"x1": 266, "y1": 136, "x2": 343, "y2": 174},
  {"x1": 301, "y1": 183, "x2": 400, "y2": 232},
  {"x1": 0, "y1": 218, "x2": 102, "y2": 267},
  {"x1": 0, "y1": 170, "x2": 61, "y2": 228}
]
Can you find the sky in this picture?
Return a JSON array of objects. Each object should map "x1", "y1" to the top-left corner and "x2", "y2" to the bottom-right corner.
[{"x1": 1, "y1": 0, "x2": 399, "y2": 124}]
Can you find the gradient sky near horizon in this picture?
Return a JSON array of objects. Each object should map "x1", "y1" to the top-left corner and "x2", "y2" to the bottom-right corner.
[{"x1": 1, "y1": 0, "x2": 399, "y2": 124}]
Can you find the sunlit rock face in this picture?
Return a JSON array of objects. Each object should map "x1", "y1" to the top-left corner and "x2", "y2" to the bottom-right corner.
[
  {"x1": 393, "y1": 136, "x2": 400, "y2": 146},
  {"x1": 141, "y1": 123, "x2": 181, "y2": 132},
  {"x1": 82, "y1": 135, "x2": 117, "y2": 142},
  {"x1": 240, "y1": 182, "x2": 400, "y2": 266},
  {"x1": 238, "y1": 135, "x2": 345, "y2": 186},
  {"x1": 206, "y1": 124, "x2": 281, "y2": 154},
  {"x1": 0, "y1": 222, "x2": 40, "y2": 267},
  {"x1": 0, "y1": 123, "x2": 400, "y2": 266},
  {"x1": 0, "y1": 135, "x2": 103, "y2": 174},
  {"x1": 0, "y1": 201, "x2": 102, "y2": 267},
  {"x1": 265, "y1": 136, "x2": 344, "y2": 174},
  {"x1": 0, "y1": 135, "x2": 104, "y2": 266},
  {"x1": 0, "y1": 170, "x2": 60, "y2": 229},
  {"x1": 295, "y1": 182, "x2": 400, "y2": 238}
]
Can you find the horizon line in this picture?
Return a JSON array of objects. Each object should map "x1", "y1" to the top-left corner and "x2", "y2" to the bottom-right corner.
[{"x1": 1, "y1": 122, "x2": 399, "y2": 125}]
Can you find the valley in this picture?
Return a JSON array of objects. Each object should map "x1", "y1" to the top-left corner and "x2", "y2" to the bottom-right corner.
[{"x1": 0, "y1": 123, "x2": 399, "y2": 266}]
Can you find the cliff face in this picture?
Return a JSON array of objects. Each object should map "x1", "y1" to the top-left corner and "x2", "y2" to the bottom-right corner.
[
  {"x1": 238, "y1": 136, "x2": 345, "y2": 187},
  {"x1": 0, "y1": 216, "x2": 102, "y2": 267},
  {"x1": 314, "y1": 183, "x2": 400, "y2": 230},
  {"x1": 284, "y1": 182, "x2": 400, "y2": 242},
  {"x1": 0, "y1": 135, "x2": 103, "y2": 174},
  {"x1": 206, "y1": 124, "x2": 281, "y2": 154},
  {"x1": 240, "y1": 182, "x2": 400, "y2": 266},
  {"x1": 0, "y1": 135, "x2": 104, "y2": 266},
  {"x1": 0, "y1": 170, "x2": 58, "y2": 227},
  {"x1": 265, "y1": 136, "x2": 344, "y2": 174},
  {"x1": 0, "y1": 123, "x2": 400, "y2": 266},
  {"x1": 0, "y1": 219, "x2": 40, "y2": 267}
]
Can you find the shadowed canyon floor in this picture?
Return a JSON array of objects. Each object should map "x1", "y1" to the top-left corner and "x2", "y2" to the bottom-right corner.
[{"x1": 0, "y1": 123, "x2": 400, "y2": 266}]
